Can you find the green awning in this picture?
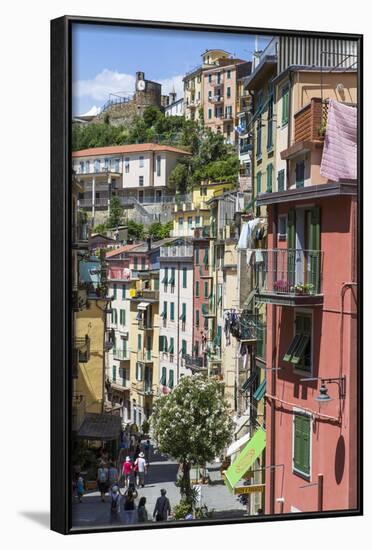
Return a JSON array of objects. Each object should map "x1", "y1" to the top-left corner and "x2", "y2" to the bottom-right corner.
[
  {"x1": 169, "y1": 275, "x2": 175, "y2": 285},
  {"x1": 241, "y1": 371, "x2": 258, "y2": 392},
  {"x1": 253, "y1": 379, "x2": 267, "y2": 401},
  {"x1": 168, "y1": 341, "x2": 174, "y2": 354},
  {"x1": 201, "y1": 303, "x2": 209, "y2": 316},
  {"x1": 224, "y1": 427, "x2": 266, "y2": 492}
]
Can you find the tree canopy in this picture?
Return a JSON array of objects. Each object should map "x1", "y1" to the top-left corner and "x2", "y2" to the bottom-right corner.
[{"x1": 147, "y1": 221, "x2": 173, "y2": 241}]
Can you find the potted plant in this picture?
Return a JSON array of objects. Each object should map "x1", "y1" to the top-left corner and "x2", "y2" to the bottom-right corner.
[
  {"x1": 273, "y1": 279, "x2": 288, "y2": 293},
  {"x1": 294, "y1": 283, "x2": 314, "y2": 295}
]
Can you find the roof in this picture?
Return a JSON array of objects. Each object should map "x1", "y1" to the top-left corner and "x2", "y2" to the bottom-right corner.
[
  {"x1": 130, "y1": 237, "x2": 176, "y2": 253},
  {"x1": 72, "y1": 143, "x2": 191, "y2": 158},
  {"x1": 77, "y1": 413, "x2": 122, "y2": 441},
  {"x1": 106, "y1": 243, "x2": 140, "y2": 258}
]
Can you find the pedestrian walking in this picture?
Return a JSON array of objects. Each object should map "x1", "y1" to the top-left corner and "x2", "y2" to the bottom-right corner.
[
  {"x1": 143, "y1": 439, "x2": 151, "y2": 465},
  {"x1": 123, "y1": 484, "x2": 138, "y2": 524},
  {"x1": 97, "y1": 462, "x2": 109, "y2": 502},
  {"x1": 122, "y1": 456, "x2": 132, "y2": 488},
  {"x1": 76, "y1": 475, "x2": 85, "y2": 503},
  {"x1": 133, "y1": 442, "x2": 141, "y2": 461},
  {"x1": 134, "y1": 452, "x2": 147, "y2": 488},
  {"x1": 109, "y1": 484, "x2": 121, "y2": 524},
  {"x1": 137, "y1": 497, "x2": 148, "y2": 523},
  {"x1": 108, "y1": 461, "x2": 119, "y2": 486},
  {"x1": 153, "y1": 489, "x2": 171, "y2": 522}
]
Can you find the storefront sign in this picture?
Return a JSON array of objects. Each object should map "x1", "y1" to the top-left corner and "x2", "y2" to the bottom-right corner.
[{"x1": 234, "y1": 484, "x2": 265, "y2": 495}]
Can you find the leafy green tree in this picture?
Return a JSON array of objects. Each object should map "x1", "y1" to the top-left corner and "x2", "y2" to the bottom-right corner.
[
  {"x1": 107, "y1": 196, "x2": 123, "y2": 228},
  {"x1": 127, "y1": 220, "x2": 145, "y2": 241},
  {"x1": 143, "y1": 106, "x2": 162, "y2": 128},
  {"x1": 150, "y1": 374, "x2": 233, "y2": 504},
  {"x1": 92, "y1": 222, "x2": 107, "y2": 234},
  {"x1": 148, "y1": 221, "x2": 173, "y2": 241},
  {"x1": 168, "y1": 162, "x2": 191, "y2": 194}
]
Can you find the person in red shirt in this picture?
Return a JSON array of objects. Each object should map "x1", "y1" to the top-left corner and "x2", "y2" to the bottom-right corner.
[{"x1": 122, "y1": 456, "x2": 132, "y2": 488}]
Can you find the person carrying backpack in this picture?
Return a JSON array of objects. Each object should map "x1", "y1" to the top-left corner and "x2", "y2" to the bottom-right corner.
[{"x1": 97, "y1": 462, "x2": 109, "y2": 502}]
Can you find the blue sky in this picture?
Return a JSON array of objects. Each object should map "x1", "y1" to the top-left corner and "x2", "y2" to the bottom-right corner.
[{"x1": 72, "y1": 23, "x2": 272, "y2": 116}]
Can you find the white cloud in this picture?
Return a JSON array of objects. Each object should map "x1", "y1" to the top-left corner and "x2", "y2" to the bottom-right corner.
[
  {"x1": 73, "y1": 69, "x2": 185, "y2": 105},
  {"x1": 73, "y1": 69, "x2": 136, "y2": 101}
]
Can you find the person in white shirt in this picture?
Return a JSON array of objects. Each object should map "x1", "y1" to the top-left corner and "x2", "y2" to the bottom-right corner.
[{"x1": 134, "y1": 452, "x2": 147, "y2": 488}]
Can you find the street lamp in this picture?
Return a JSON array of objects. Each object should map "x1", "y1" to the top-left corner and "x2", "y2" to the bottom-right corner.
[{"x1": 299, "y1": 376, "x2": 346, "y2": 405}]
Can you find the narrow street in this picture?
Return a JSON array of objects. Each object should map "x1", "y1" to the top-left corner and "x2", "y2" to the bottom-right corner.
[{"x1": 72, "y1": 445, "x2": 246, "y2": 527}]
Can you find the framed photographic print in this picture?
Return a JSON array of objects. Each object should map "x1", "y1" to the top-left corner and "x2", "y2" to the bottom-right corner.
[{"x1": 51, "y1": 15, "x2": 362, "y2": 534}]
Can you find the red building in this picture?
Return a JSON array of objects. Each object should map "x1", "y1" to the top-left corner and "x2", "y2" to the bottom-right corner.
[{"x1": 255, "y1": 94, "x2": 358, "y2": 514}]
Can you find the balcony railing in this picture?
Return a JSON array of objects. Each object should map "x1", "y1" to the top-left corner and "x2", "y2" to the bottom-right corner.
[
  {"x1": 137, "y1": 351, "x2": 153, "y2": 363},
  {"x1": 78, "y1": 198, "x2": 109, "y2": 208},
  {"x1": 160, "y1": 244, "x2": 193, "y2": 258},
  {"x1": 135, "y1": 289, "x2": 159, "y2": 301},
  {"x1": 138, "y1": 319, "x2": 153, "y2": 331},
  {"x1": 109, "y1": 375, "x2": 130, "y2": 389},
  {"x1": 252, "y1": 249, "x2": 323, "y2": 301},
  {"x1": 136, "y1": 380, "x2": 154, "y2": 395},
  {"x1": 294, "y1": 98, "x2": 327, "y2": 144},
  {"x1": 112, "y1": 348, "x2": 130, "y2": 361}
]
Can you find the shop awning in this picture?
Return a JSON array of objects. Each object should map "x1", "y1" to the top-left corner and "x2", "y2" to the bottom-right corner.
[
  {"x1": 224, "y1": 427, "x2": 266, "y2": 492},
  {"x1": 77, "y1": 413, "x2": 122, "y2": 441},
  {"x1": 226, "y1": 432, "x2": 250, "y2": 457},
  {"x1": 234, "y1": 412, "x2": 249, "y2": 435},
  {"x1": 137, "y1": 302, "x2": 150, "y2": 311}
]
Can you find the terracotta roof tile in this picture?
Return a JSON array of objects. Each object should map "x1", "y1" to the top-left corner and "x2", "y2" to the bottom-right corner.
[
  {"x1": 72, "y1": 143, "x2": 191, "y2": 158},
  {"x1": 105, "y1": 243, "x2": 141, "y2": 258}
]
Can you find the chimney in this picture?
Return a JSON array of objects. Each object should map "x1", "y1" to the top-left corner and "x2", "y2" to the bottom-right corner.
[{"x1": 147, "y1": 237, "x2": 152, "y2": 251}]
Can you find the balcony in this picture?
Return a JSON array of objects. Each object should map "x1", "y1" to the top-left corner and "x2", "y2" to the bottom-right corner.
[
  {"x1": 137, "y1": 351, "x2": 154, "y2": 364},
  {"x1": 209, "y1": 95, "x2": 224, "y2": 104},
  {"x1": 135, "y1": 380, "x2": 154, "y2": 396},
  {"x1": 160, "y1": 244, "x2": 193, "y2": 258},
  {"x1": 138, "y1": 319, "x2": 153, "y2": 331},
  {"x1": 112, "y1": 348, "x2": 130, "y2": 362},
  {"x1": 108, "y1": 376, "x2": 130, "y2": 391},
  {"x1": 78, "y1": 198, "x2": 109, "y2": 208},
  {"x1": 252, "y1": 248, "x2": 323, "y2": 306},
  {"x1": 281, "y1": 98, "x2": 326, "y2": 160},
  {"x1": 133, "y1": 289, "x2": 159, "y2": 302},
  {"x1": 202, "y1": 299, "x2": 216, "y2": 318}
]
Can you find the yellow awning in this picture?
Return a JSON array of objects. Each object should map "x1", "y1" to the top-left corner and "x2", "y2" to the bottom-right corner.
[{"x1": 224, "y1": 427, "x2": 266, "y2": 492}]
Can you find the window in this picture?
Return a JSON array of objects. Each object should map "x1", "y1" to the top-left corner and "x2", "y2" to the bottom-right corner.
[
  {"x1": 256, "y1": 171, "x2": 262, "y2": 194},
  {"x1": 125, "y1": 157, "x2": 130, "y2": 173},
  {"x1": 278, "y1": 215, "x2": 287, "y2": 240},
  {"x1": 283, "y1": 312, "x2": 312, "y2": 373},
  {"x1": 111, "y1": 309, "x2": 117, "y2": 324},
  {"x1": 85, "y1": 160, "x2": 90, "y2": 173},
  {"x1": 196, "y1": 310, "x2": 200, "y2": 326},
  {"x1": 204, "y1": 282, "x2": 209, "y2": 298},
  {"x1": 136, "y1": 362, "x2": 143, "y2": 381},
  {"x1": 146, "y1": 336, "x2": 152, "y2": 360},
  {"x1": 295, "y1": 160, "x2": 305, "y2": 188},
  {"x1": 267, "y1": 94, "x2": 274, "y2": 149},
  {"x1": 104, "y1": 158, "x2": 109, "y2": 171},
  {"x1": 227, "y1": 70, "x2": 231, "y2": 79},
  {"x1": 180, "y1": 303, "x2": 186, "y2": 323},
  {"x1": 120, "y1": 309, "x2": 126, "y2": 325},
  {"x1": 114, "y1": 158, "x2": 120, "y2": 172},
  {"x1": 159, "y1": 336, "x2": 168, "y2": 352},
  {"x1": 168, "y1": 370, "x2": 174, "y2": 389},
  {"x1": 162, "y1": 267, "x2": 168, "y2": 286},
  {"x1": 137, "y1": 334, "x2": 142, "y2": 351},
  {"x1": 169, "y1": 337, "x2": 174, "y2": 355},
  {"x1": 195, "y1": 216, "x2": 201, "y2": 226},
  {"x1": 170, "y1": 302, "x2": 175, "y2": 321},
  {"x1": 187, "y1": 216, "x2": 192, "y2": 227},
  {"x1": 195, "y1": 247, "x2": 199, "y2": 265},
  {"x1": 134, "y1": 257, "x2": 138, "y2": 271},
  {"x1": 267, "y1": 164, "x2": 273, "y2": 193},
  {"x1": 122, "y1": 284, "x2": 126, "y2": 299},
  {"x1": 160, "y1": 367, "x2": 167, "y2": 385},
  {"x1": 79, "y1": 161, "x2": 84, "y2": 173},
  {"x1": 293, "y1": 413, "x2": 311, "y2": 477},
  {"x1": 195, "y1": 281, "x2": 200, "y2": 297},
  {"x1": 161, "y1": 301, "x2": 167, "y2": 320},
  {"x1": 277, "y1": 169, "x2": 285, "y2": 192},
  {"x1": 281, "y1": 86, "x2": 289, "y2": 125},
  {"x1": 139, "y1": 175, "x2": 144, "y2": 186},
  {"x1": 113, "y1": 284, "x2": 117, "y2": 299},
  {"x1": 217, "y1": 73, "x2": 221, "y2": 84},
  {"x1": 141, "y1": 257, "x2": 146, "y2": 270},
  {"x1": 208, "y1": 90, "x2": 212, "y2": 99},
  {"x1": 139, "y1": 156, "x2": 144, "y2": 168},
  {"x1": 204, "y1": 317, "x2": 208, "y2": 330},
  {"x1": 94, "y1": 159, "x2": 100, "y2": 172},
  {"x1": 156, "y1": 155, "x2": 161, "y2": 177},
  {"x1": 169, "y1": 268, "x2": 175, "y2": 286},
  {"x1": 182, "y1": 267, "x2": 187, "y2": 288},
  {"x1": 179, "y1": 217, "x2": 184, "y2": 229},
  {"x1": 112, "y1": 365, "x2": 117, "y2": 382},
  {"x1": 227, "y1": 86, "x2": 231, "y2": 98},
  {"x1": 256, "y1": 118, "x2": 262, "y2": 157},
  {"x1": 181, "y1": 339, "x2": 187, "y2": 357},
  {"x1": 208, "y1": 108, "x2": 212, "y2": 119},
  {"x1": 225, "y1": 105, "x2": 232, "y2": 118},
  {"x1": 208, "y1": 74, "x2": 212, "y2": 83},
  {"x1": 203, "y1": 248, "x2": 209, "y2": 266}
]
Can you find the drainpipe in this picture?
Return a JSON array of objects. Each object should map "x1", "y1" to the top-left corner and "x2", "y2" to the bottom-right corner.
[
  {"x1": 285, "y1": 71, "x2": 293, "y2": 190},
  {"x1": 269, "y1": 204, "x2": 278, "y2": 514}
]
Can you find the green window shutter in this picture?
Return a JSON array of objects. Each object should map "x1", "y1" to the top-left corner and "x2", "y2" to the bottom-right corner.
[
  {"x1": 182, "y1": 267, "x2": 187, "y2": 288},
  {"x1": 159, "y1": 335, "x2": 164, "y2": 352},
  {"x1": 293, "y1": 414, "x2": 311, "y2": 476},
  {"x1": 168, "y1": 370, "x2": 174, "y2": 389},
  {"x1": 283, "y1": 334, "x2": 302, "y2": 362},
  {"x1": 164, "y1": 336, "x2": 168, "y2": 352},
  {"x1": 195, "y1": 281, "x2": 200, "y2": 297},
  {"x1": 256, "y1": 120, "x2": 262, "y2": 157},
  {"x1": 113, "y1": 365, "x2": 116, "y2": 382},
  {"x1": 162, "y1": 267, "x2": 168, "y2": 284},
  {"x1": 170, "y1": 302, "x2": 175, "y2": 321},
  {"x1": 123, "y1": 309, "x2": 126, "y2": 325},
  {"x1": 204, "y1": 317, "x2": 208, "y2": 329},
  {"x1": 256, "y1": 172, "x2": 262, "y2": 194},
  {"x1": 134, "y1": 257, "x2": 138, "y2": 270},
  {"x1": 202, "y1": 303, "x2": 209, "y2": 316},
  {"x1": 180, "y1": 303, "x2": 186, "y2": 322},
  {"x1": 122, "y1": 285, "x2": 126, "y2": 299},
  {"x1": 169, "y1": 337, "x2": 174, "y2": 354},
  {"x1": 169, "y1": 268, "x2": 175, "y2": 285},
  {"x1": 278, "y1": 169, "x2": 285, "y2": 192},
  {"x1": 113, "y1": 284, "x2": 117, "y2": 299},
  {"x1": 208, "y1": 108, "x2": 212, "y2": 119},
  {"x1": 309, "y1": 206, "x2": 321, "y2": 292},
  {"x1": 164, "y1": 301, "x2": 167, "y2": 319},
  {"x1": 182, "y1": 339, "x2": 187, "y2": 357},
  {"x1": 123, "y1": 339, "x2": 127, "y2": 355},
  {"x1": 295, "y1": 161, "x2": 305, "y2": 188},
  {"x1": 160, "y1": 367, "x2": 167, "y2": 385},
  {"x1": 137, "y1": 334, "x2": 142, "y2": 351},
  {"x1": 204, "y1": 282, "x2": 209, "y2": 298},
  {"x1": 119, "y1": 310, "x2": 122, "y2": 324},
  {"x1": 253, "y1": 379, "x2": 267, "y2": 401},
  {"x1": 267, "y1": 164, "x2": 273, "y2": 192},
  {"x1": 291, "y1": 335, "x2": 310, "y2": 366},
  {"x1": 196, "y1": 310, "x2": 200, "y2": 325},
  {"x1": 282, "y1": 86, "x2": 289, "y2": 124},
  {"x1": 203, "y1": 248, "x2": 209, "y2": 266},
  {"x1": 195, "y1": 248, "x2": 199, "y2": 265}
]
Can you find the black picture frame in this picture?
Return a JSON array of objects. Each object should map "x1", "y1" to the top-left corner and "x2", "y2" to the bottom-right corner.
[{"x1": 51, "y1": 15, "x2": 363, "y2": 535}]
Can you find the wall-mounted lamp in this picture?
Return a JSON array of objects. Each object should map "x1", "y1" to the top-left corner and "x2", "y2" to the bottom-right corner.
[{"x1": 300, "y1": 376, "x2": 346, "y2": 404}]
